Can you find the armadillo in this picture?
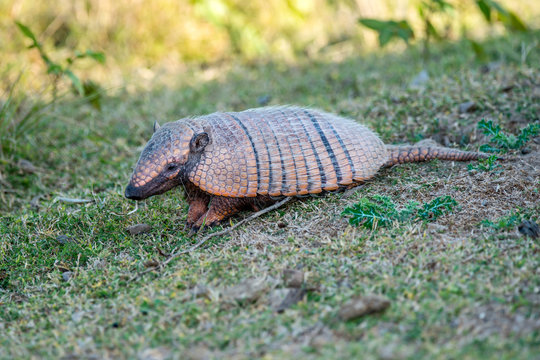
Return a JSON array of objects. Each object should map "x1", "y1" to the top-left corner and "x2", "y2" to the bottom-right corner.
[{"x1": 125, "y1": 106, "x2": 487, "y2": 230}]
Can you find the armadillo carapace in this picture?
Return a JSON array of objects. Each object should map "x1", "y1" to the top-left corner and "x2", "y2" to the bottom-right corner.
[{"x1": 125, "y1": 106, "x2": 486, "y2": 230}]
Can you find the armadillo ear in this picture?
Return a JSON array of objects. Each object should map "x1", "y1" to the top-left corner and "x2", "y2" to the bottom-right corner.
[
  {"x1": 153, "y1": 121, "x2": 161, "y2": 133},
  {"x1": 190, "y1": 132, "x2": 209, "y2": 153}
]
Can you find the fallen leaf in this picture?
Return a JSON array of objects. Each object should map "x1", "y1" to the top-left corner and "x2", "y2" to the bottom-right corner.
[
  {"x1": 409, "y1": 70, "x2": 429, "y2": 88},
  {"x1": 222, "y1": 277, "x2": 268, "y2": 303},
  {"x1": 338, "y1": 294, "x2": 391, "y2": 321},
  {"x1": 62, "y1": 272, "x2": 73, "y2": 282},
  {"x1": 458, "y1": 101, "x2": 478, "y2": 114},
  {"x1": 127, "y1": 223, "x2": 151, "y2": 235},
  {"x1": 17, "y1": 159, "x2": 39, "y2": 174},
  {"x1": 283, "y1": 269, "x2": 304, "y2": 288}
]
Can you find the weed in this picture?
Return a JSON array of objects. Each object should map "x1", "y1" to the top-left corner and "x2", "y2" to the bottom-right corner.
[
  {"x1": 342, "y1": 195, "x2": 458, "y2": 229},
  {"x1": 15, "y1": 21, "x2": 105, "y2": 102},
  {"x1": 467, "y1": 154, "x2": 501, "y2": 172},
  {"x1": 358, "y1": 0, "x2": 528, "y2": 61},
  {"x1": 477, "y1": 119, "x2": 539, "y2": 153},
  {"x1": 481, "y1": 209, "x2": 536, "y2": 230}
]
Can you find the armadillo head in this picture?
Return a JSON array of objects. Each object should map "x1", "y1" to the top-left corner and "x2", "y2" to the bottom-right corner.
[{"x1": 125, "y1": 121, "x2": 209, "y2": 200}]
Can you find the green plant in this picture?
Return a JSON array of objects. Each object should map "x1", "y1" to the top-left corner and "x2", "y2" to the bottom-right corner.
[
  {"x1": 476, "y1": 0, "x2": 528, "y2": 32},
  {"x1": 481, "y1": 209, "x2": 535, "y2": 230},
  {"x1": 417, "y1": 0, "x2": 454, "y2": 61},
  {"x1": 477, "y1": 119, "x2": 539, "y2": 153},
  {"x1": 15, "y1": 21, "x2": 105, "y2": 101},
  {"x1": 342, "y1": 195, "x2": 458, "y2": 230},
  {"x1": 357, "y1": 19, "x2": 414, "y2": 47},
  {"x1": 358, "y1": 0, "x2": 528, "y2": 62},
  {"x1": 467, "y1": 154, "x2": 501, "y2": 172}
]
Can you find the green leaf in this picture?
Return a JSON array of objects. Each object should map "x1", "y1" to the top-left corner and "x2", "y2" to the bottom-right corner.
[
  {"x1": 85, "y1": 50, "x2": 106, "y2": 64},
  {"x1": 46, "y1": 63, "x2": 63, "y2": 75},
  {"x1": 476, "y1": 0, "x2": 491, "y2": 22},
  {"x1": 469, "y1": 40, "x2": 487, "y2": 61},
  {"x1": 501, "y1": 11, "x2": 528, "y2": 32},
  {"x1": 426, "y1": 20, "x2": 440, "y2": 40},
  {"x1": 379, "y1": 30, "x2": 393, "y2": 47},
  {"x1": 359, "y1": 19, "x2": 391, "y2": 32},
  {"x1": 15, "y1": 21, "x2": 38, "y2": 44},
  {"x1": 64, "y1": 69, "x2": 84, "y2": 96},
  {"x1": 396, "y1": 20, "x2": 414, "y2": 43},
  {"x1": 358, "y1": 19, "x2": 414, "y2": 48}
]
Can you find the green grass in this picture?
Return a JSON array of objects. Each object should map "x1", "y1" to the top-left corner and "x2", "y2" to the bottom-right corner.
[{"x1": 1, "y1": 32, "x2": 540, "y2": 359}]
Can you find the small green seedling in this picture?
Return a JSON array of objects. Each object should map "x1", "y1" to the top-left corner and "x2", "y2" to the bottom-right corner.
[
  {"x1": 481, "y1": 209, "x2": 535, "y2": 230},
  {"x1": 478, "y1": 119, "x2": 539, "y2": 153},
  {"x1": 342, "y1": 195, "x2": 457, "y2": 230},
  {"x1": 467, "y1": 154, "x2": 501, "y2": 172},
  {"x1": 15, "y1": 21, "x2": 105, "y2": 102}
]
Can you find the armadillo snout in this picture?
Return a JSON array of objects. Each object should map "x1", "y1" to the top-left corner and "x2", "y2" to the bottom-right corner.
[{"x1": 125, "y1": 183, "x2": 146, "y2": 200}]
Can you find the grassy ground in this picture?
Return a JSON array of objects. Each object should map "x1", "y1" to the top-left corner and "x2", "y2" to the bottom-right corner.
[{"x1": 1, "y1": 32, "x2": 539, "y2": 359}]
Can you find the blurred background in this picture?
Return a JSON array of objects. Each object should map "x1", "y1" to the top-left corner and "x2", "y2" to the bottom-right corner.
[{"x1": 1, "y1": 0, "x2": 538, "y2": 87}]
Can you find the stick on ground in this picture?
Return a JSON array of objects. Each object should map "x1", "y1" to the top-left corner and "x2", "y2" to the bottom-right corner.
[{"x1": 130, "y1": 197, "x2": 293, "y2": 281}]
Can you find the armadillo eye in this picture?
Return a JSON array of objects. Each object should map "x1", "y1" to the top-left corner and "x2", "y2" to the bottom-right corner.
[{"x1": 166, "y1": 163, "x2": 178, "y2": 171}]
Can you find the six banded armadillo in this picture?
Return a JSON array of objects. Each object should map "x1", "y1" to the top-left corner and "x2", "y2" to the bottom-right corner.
[{"x1": 125, "y1": 106, "x2": 488, "y2": 230}]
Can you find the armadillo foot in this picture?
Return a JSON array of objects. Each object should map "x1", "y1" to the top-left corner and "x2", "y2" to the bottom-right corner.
[
  {"x1": 186, "y1": 196, "x2": 210, "y2": 228},
  {"x1": 193, "y1": 196, "x2": 244, "y2": 229}
]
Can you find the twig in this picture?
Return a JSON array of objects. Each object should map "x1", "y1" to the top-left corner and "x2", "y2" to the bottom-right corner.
[
  {"x1": 130, "y1": 197, "x2": 293, "y2": 281},
  {"x1": 55, "y1": 197, "x2": 94, "y2": 204},
  {"x1": 110, "y1": 202, "x2": 139, "y2": 216}
]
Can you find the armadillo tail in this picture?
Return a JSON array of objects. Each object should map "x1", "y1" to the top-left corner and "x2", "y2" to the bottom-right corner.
[{"x1": 384, "y1": 146, "x2": 491, "y2": 167}]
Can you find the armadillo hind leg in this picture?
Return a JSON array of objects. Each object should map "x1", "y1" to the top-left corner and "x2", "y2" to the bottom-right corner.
[{"x1": 384, "y1": 146, "x2": 490, "y2": 167}]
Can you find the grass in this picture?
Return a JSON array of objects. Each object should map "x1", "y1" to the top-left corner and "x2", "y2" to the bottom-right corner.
[{"x1": 1, "y1": 32, "x2": 540, "y2": 359}]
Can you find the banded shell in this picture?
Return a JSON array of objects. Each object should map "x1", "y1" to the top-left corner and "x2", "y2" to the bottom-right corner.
[{"x1": 181, "y1": 106, "x2": 388, "y2": 198}]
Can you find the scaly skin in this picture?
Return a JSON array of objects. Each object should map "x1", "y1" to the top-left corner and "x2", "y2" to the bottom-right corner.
[
  {"x1": 384, "y1": 145, "x2": 490, "y2": 167},
  {"x1": 125, "y1": 106, "x2": 492, "y2": 231}
]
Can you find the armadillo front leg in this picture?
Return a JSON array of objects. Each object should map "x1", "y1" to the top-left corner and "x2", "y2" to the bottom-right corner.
[
  {"x1": 186, "y1": 196, "x2": 210, "y2": 227},
  {"x1": 184, "y1": 183, "x2": 211, "y2": 228},
  {"x1": 193, "y1": 196, "x2": 247, "y2": 229}
]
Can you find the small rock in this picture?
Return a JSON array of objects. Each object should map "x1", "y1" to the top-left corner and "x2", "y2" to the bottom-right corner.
[
  {"x1": 138, "y1": 347, "x2": 171, "y2": 360},
  {"x1": 426, "y1": 223, "x2": 447, "y2": 233},
  {"x1": 521, "y1": 147, "x2": 531, "y2": 155},
  {"x1": 30, "y1": 195, "x2": 42, "y2": 210},
  {"x1": 17, "y1": 159, "x2": 38, "y2": 174},
  {"x1": 184, "y1": 345, "x2": 212, "y2": 360},
  {"x1": 222, "y1": 277, "x2": 267, "y2": 303},
  {"x1": 56, "y1": 235, "x2": 74, "y2": 244},
  {"x1": 192, "y1": 283, "x2": 211, "y2": 299},
  {"x1": 62, "y1": 271, "x2": 73, "y2": 282},
  {"x1": 518, "y1": 220, "x2": 539, "y2": 239},
  {"x1": 127, "y1": 223, "x2": 151, "y2": 235},
  {"x1": 257, "y1": 95, "x2": 272, "y2": 106},
  {"x1": 283, "y1": 269, "x2": 304, "y2": 288},
  {"x1": 410, "y1": 70, "x2": 429, "y2": 88},
  {"x1": 500, "y1": 83, "x2": 515, "y2": 93},
  {"x1": 71, "y1": 311, "x2": 84, "y2": 323},
  {"x1": 277, "y1": 222, "x2": 288, "y2": 228},
  {"x1": 275, "y1": 288, "x2": 306, "y2": 313},
  {"x1": 267, "y1": 288, "x2": 291, "y2": 309},
  {"x1": 479, "y1": 61, "x2": 501, "y2": 74},
  {"x1": 338, "y1": 294, "x2": 391, "y2": 321},
  {"x1": 458, "y1": 101, "x2": 478, "y2": 114}
]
